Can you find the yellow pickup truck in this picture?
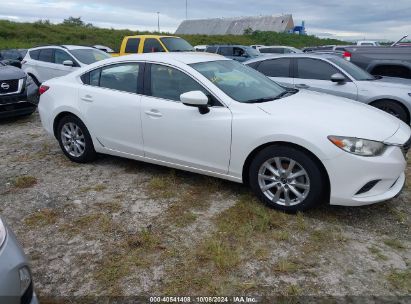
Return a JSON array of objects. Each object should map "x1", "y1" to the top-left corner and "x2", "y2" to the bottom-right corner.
[{"x1": 111, "y1": 35, "x2": 194, "y2": 56}]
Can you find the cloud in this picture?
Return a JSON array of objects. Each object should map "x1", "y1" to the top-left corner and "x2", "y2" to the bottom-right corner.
[{"x1": 1, "y1": 0, "x2": 410, "y2": 40}]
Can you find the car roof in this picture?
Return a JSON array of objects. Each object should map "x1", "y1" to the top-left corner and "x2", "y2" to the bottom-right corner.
[
  {"x1": 124, "y1": 35, "x2": 180, "y2": 39},
  {"x1": 29, "y1": 45, "x2": 96, "y2": 51},
  {"x1": 245, "y1": 53, "x2": 339, "y2": 64},
  {"x1": 207, "y1": 45, "x2": 249, "y2": 48},
  {"x1": 98, "y1": 52, "x2": 229, "y2": 66}
]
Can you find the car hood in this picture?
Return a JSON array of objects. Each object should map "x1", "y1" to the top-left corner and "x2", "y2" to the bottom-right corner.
[
  {"x1": 367, "y1": 76, "x2": 411, "y2": 89},
  {"x1": 0, "y1": 65, "x2": 26, "y2": 80},
  {"x1": 258, "y1": 90, "x2": 401, "y2": 142}
]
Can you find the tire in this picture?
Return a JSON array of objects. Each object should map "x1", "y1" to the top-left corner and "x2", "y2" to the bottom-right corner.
[
  {"x1": 372, "y1": 100, "x2": 409, "y2": 124},
  {"x1": 57, "y1": 115, "x2": 96, "y2": 163},
  {"x1": 248, "y1": 145, "x2": 326, "y2": 213}
]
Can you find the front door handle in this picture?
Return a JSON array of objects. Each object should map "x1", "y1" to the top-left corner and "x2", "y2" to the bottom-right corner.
[
  {"x1": 295, "y1": 84, "x2": 310, "y2": 89},
  {"x1": 81, "y1": 95, "x2": 93, "y2": 102},
  {"x1": 145, "y1": 109, "x2": 163, "y2": 118}
]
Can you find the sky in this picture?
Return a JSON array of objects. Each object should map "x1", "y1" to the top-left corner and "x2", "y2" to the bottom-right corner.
[{"x1": 1, "y1": 0, "x2": 410, "y2": 41}]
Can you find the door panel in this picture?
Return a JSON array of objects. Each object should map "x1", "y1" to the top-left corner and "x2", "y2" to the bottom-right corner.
[
  {"x1": 78, "y1": 63, "x2": 144, "y2": 155},
  {"x1": 141, "y1": 63, "x2": 232, "y2": 174},
  {"x1": 141, "y1": 97, "x2": 232, "y2": 173},
  {"x1": 295, "y1": 58, "x2": 358, "y2": 100}
]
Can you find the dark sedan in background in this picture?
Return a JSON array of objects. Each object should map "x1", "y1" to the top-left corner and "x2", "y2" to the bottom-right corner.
[{"x1": 0, "y1": 62, "x2": 38, "y2": 119}]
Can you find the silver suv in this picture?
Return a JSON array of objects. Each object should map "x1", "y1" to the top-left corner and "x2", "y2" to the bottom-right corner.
[
  {"x1": 0, "y1": 217, "x2": 38, "y2": 304},
  {"x1": 22, "y1": 45, "x2": 111, "y2": 85},
  {"x1": 246, "y1": 53, "x2": 411, "y2": 124}
]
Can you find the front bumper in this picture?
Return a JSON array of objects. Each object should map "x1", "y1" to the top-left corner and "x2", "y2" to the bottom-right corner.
[
  {"x1": 0, "y1": 83, "x2": 39, "y2": 119},
  {"x1": 0, "y1": 222, "x2": 38, "y2": 304},
  {"x1": 325, "y1": 145, "x2": 407, "y2": 206}
]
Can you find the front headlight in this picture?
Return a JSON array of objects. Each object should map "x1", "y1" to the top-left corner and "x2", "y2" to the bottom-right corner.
[
  {"x1": 0, "y1": 217, "x2": 6, "y2": 248},
  {"x1": 328, "y1": 136, "x2": 387, "y2": 156}
]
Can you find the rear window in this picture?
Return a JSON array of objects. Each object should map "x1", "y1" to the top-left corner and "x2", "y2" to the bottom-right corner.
[
  {"x1": 259, "y1": 48, "x2": 284, "y2": 54},
  {"x1": 218, "y1": 47, "x2": 233, "y2": 56},
  {"x1": 160, "y1": 37, "x2": 194, "y2": 52},
  {"x1": 124, "y1": 38, "x2": 140, "y2": 53},
  {"x1": 206, "y1": 46, "x2": 217, "y2": 53}
]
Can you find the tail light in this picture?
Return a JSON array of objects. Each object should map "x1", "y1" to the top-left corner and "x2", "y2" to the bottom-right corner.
[
  {"x1": 343, "y1": 51, "x2": 351, "y2": 61},
  {"x1": 39, "y1": 85, "x2": 49, "y2": 95}
]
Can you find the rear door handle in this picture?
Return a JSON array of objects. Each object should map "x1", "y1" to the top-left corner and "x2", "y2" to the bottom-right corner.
[
  {"x1": 145, "y1": 109, "x2": 163, "y2": 118},
  {"x1": 295, "y1": 84, "x2": 310, "y2": 89},
  {"x1": 81, "y1": 95, "x2": 93, "y2": 102}
]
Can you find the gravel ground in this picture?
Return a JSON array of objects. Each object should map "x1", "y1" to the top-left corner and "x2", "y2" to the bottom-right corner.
[{"x1": 0, "y1": 112, "x2": 410, "y2": 301}]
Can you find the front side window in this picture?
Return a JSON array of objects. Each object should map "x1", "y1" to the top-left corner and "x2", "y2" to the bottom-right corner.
[
  {"x1": 328, "y1": 57, "x2": 374, "y2": 80},
  {"x1": 233, "y1": 47, "x2": 245, "y2": 57},
  {"x1": 69, "y1": 49, "x2": 110, "y2": 64},
  {"x1": 143, "y1": 39, "x2": 165, "y2": 53},
  {"x1": 150, "y1": 64, "x2": 208, "y2": 102},
  {"x1": 125, "y1": 38, "x2": 140, "y2": 53},
  {"x1": 81, "y1": 63, "x2": 140, "y2": 94},
  {"x1": 257, "y1": 58, "x2": 291, "y2": 78},
  {"x1": 191, "y1": 60, "x2": 286, "y2": 103},
  {"x1": 38, "y1": 48, "x2": 54, "y2": 63},
  {"x1": 29, "y1": 49, "x2": 40, "y2": 60},
  {"x1": 297, "y1": 58, "x2": 340, "y2": 80},
  {"x1": 54, "y1": 49, "x2": 74, "y2": 65}
]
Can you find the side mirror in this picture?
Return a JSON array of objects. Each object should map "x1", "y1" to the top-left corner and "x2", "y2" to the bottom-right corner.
[
  {"x1": 331, "y1": 73, "x2": 346, "y2": 84},
  {"x1": 180, "y1": 90, "x2": 210, "y2": 114},
  {"x1": 63, "y1": 60, "x2": 74, "y2": 67}
]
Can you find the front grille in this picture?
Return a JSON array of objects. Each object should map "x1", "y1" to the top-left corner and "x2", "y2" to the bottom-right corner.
[
  {"x1": 401, "y1": 135, "x2": 411, "y2": 157},
  {"x1": 20, "y1": 281, "x2": 33, "y2": 304},
  {"x1": 0, "y1": 79, "x2": 20, "y2": 94}
]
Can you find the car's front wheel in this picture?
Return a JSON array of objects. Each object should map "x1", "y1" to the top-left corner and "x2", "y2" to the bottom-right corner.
[
  {"x1": 57, "y1": 115, "x2": 96, "y2": 163},
  {"x1": 249, "y1": 145, "x2": 326, "y2": 212}
]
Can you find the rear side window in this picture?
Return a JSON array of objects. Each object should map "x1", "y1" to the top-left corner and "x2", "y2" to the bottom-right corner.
[
  {"x1": 233, "y1": 47, "x2": 245, "y2": 57},
  {"x1": 257, "y1": 58, "x2": 291, "y2": 77},
  {"x1": 143, "y1": 39, "x2": 165, "y2": 53},
  {"x1": 38, "y1": 49, "x2": 54, "y2": 63},
  {"x1": 124, "y1": 38, "x2": 140, "y2": 53},
  {"x1": 297, "y1": 58, "x2": 339, "y2": 80},
  {"x1": 81, "y1": 64, "x2": 140, "y2": 94},
  {"x1": 29, "y1": 50, "x2": 40, "y2": 60},
  {"x1": 218, "y1": 47, "x2": 233, "y2": 56}
]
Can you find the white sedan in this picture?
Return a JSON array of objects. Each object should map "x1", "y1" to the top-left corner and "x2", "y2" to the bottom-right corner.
[{"x1": 38, "y1": 53, "x2": 411, "y2": 212}]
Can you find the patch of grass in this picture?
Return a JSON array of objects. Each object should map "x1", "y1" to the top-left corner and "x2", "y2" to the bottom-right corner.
[
  {"x1": 147, "y1": 172, "x2": 179, "y2": 199},
  {"x1": 94, "y1": 201, "x2": 122, "y2": 213},
  {"x1": 284, "y1": 284, "x2": 302, "y2": 296},
  {"x1": 174, "y1": 211, "x2": 198, "y2": 228},
  {"x1": 384, "y1": 239, "x2": 407, "y2": 250},
  {"x1": 303, "y1": 228, "x2": 347, "y2": 254},
  {"x1": 80, "y1": 184, "x2": 107, "y2": 193},
  {"x1": 368, "y1": 246, "x2": 388, "y2": 261},
  {"x1": 272, "y1": 230, "x2": 290, "y2": 241},
  {"x1": 196, "y1": 239, "x2": 241, "y2": 271},
  {"x1": 24, "y1": 209, "x2": 58, "y2": 227},
  {"x1": 387, "y1": 269, "x2": 411, "y2": 292},
  {"x1": 274, "y1": 259, "x2": 299, "y2": 273},
  {"x1": 12, "y1": 175, "x2": 37, "y2": 188}
]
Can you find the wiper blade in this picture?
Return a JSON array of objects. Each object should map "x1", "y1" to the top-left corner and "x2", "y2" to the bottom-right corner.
[{"x1": 245, "y1": 96, "x2": 279, "y2": 103}]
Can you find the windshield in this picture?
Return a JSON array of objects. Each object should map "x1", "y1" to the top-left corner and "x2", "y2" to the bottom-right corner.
[
  {"x1": 190, "y1": 60, "x2": 286, "y2": 103},
  {"x1": 160, "y1": 37, "x2": 194, "y2": 52},
  {"x1": 69, "y1": 48, "x2": 111, "y2": 65},
  {"x1": 328, "y1": 57, "x2": 375, "y2": 81}
]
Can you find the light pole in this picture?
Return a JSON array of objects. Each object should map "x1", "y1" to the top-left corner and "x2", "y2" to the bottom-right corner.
[
  {"x1": 157, "y1": 12, "x2": 160, "y2": 33},
  {"x1": 185, "y1": 0, "x2": 188, "y2": 20}
]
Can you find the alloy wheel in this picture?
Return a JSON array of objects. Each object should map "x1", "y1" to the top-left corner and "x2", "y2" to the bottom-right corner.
[
  {"x1": 60, "y1": 122, "x2": 86, "y2": 157},
  {"x1": 258, "y1": 157, "x2": 310, "y2": 206}
]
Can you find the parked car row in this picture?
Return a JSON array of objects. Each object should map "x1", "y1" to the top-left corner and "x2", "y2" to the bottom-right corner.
[{"x1": 245, "y1": 53, "x2": 411, "y2": 124}]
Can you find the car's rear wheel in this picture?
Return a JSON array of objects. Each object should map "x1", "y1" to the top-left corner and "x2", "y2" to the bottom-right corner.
[
  {"x1": 57, "y1": 115, "x2": 96, "y2": 163},
  {"x1": 372, "y1": 100, "x2": 409, "y2": 124},
  {"x1": 249, "y1": 145, "x2": 326, "y2": 212}
]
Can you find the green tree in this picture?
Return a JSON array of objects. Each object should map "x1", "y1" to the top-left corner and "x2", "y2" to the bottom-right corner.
[{"x1": 61, "y1": 17, "x2": 87, "y2": 27}]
